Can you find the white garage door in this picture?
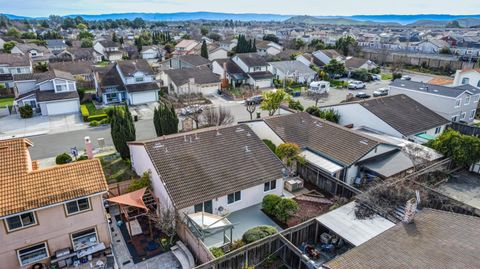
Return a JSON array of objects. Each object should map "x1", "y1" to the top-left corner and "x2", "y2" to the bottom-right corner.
[
  {"x1": 201, "y1": 85, "x2": 220, "y2": 96},
  {"x1": 130, "y1": 91, "x2": 157, "y2": 105},
  {"x1": 255, "y1": 79, "x2": 272, "y2": 89},
  {"x1": 44, "y1": 100, "x2": 79, "y2": 116}
]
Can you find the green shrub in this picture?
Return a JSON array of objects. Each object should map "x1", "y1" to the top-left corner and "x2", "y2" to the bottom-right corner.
[
  {"x1": 288, "y1": 99, "x2": 304, "y2": 111},
  {"x1": 242, "y1": 226, "x2": 277, "y2": 244},
  {"x1": 89, "y1": 120, "x2": 100, "y2": 127},
  {"x1": 76, "y1": 155, "x2": 88, "y2": 161},
  {"x1": 392, "y1": 73, "x2": 402, "y2": 81},
  {"x1": 19, "y1": 104, "x2": 33, "y2": 118},
  {"x1": 262, "y1": 194, "x2": 282, "y2": 215},
  {"x1": 99, "y1": 118, "x2": 110, "y2": 125},
  {"x1": 262, "y1": 139, "x2": 276, "y2": 153},
  {"x1": 274, "y1": 198, "x2": 299, "y2": 223},
  {"x1": 209, "y1": 247, "x2": 224, "y2": 258},
  {"x1": 80, "y1": 104, "x2": 90, "y2": 121},
  {"x1": 87, "y1": 113, "x2": 108, "y2": 122},
  {"x1": 231, "y1": 239, "x2": 246, "y2": 250},
  {"x1": 56, "y1": 153, "x2": 73, "y2": 164},
  {"x1": 126, "y1": 171, "x2": 151, "y2": 192}
]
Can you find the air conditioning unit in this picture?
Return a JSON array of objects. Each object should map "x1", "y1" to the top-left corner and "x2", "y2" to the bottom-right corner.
[{"x1": 284, "y1": 178, "x2": 304, "y2": 192}]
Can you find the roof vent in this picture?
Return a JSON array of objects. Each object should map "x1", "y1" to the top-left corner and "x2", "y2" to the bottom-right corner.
[
  {"x1": 194, "y1": 133, "x2": 199, "y2": 140},
  {"x1": 245, "y1": 145, "x2": 251, "y2": 153},
  {"x1": 235, "y1": 127, "x2": 245, "y2": 132},
  {"x1": 189, "y1": 136, "x2": 193, "y2": 143},
  {"x1": 246, "y1": 132, "x2": 251, "y2": 137},
  {"x1": 216, "y1": 128, "x2": 222, "y2": 136},
  {"x1": 164, "y1": 147, "x2": 169, "y2": 153},
  {"x1": 153, "y1": 143, "x2": 164, "y2": 149},
  {"x1": 184, "y1": 135, "x2": 187, "y2": 142},
  {"x1": 359, "y1": 140, "x2": 369, "y2": 145}
]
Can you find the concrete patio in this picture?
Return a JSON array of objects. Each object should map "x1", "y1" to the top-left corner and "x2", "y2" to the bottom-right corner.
[
  {"x1": 203, "y1": 204, "x2": 282, "y2": 247},
  {"x1": 436, "y1": 171, "x2": 480, "y2": 210}
]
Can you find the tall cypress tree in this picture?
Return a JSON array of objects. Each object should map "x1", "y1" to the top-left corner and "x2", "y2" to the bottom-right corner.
[
  {"x1": 153, "y1": 102, "x2": 166, "y2": 136},
  {"x1": 252, "y1": 39, "x2": 257, "y2": 52},
  {"x1": 110, "y1": 105, "x2": 136, "y2": 160},
  {"x1": 153, "y1": 101, "x2": 179, "y2": 136},
  {"x1": 200, "y1": 40, "x2": 209, "y2": 59}
]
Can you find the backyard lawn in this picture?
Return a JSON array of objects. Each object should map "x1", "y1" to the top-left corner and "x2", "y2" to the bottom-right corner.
[
  {"x1": 381, "y1": 73, "x2": 393, "y2": 80},
  {"x1": 99, "y1": 153, "x2": 138, "y2": 183},
  {"x1": 0, "y1": 97, "x2": 14, "y2": 107}
]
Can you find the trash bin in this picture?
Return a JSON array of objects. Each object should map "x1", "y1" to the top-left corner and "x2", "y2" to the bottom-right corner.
[
  {"x1": 256, "y1": 112, "x2": 261, "y2": 119},
  {"x1": 134, "y1": 115, "x2": 138, "y2": 121}
]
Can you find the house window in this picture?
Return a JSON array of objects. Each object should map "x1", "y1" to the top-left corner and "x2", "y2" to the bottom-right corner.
[
  {"x1": 6, "y1": 212, "x2": 37, "y2": 232},
  {"x1": 465, "y1": 95, "x2": 471, "y2": 105},
  {"x1": 16, "y1": 68, "x2": 21, "y2": 74},
  {"x1": 55, "y1": 83, "x2": 68, "y2": 92},
  {"x1": 71, "y1": 228, "x2": 98, "y2": 250},
  {"x1": 135, "y1": 77, "x2": 144, "y2": 82},
  {"x1": 227, "y1": 191, "x2": 241, "y2": 204},
  {"x1": 253, "y1": 67, "x2": 261, "y2": 72},
  {"x1": 461, "y1": 77, "x2": 470, "y2": 85},
  {"x1": 435, "y1": 127, "x2": 442, "y2": 134},
  {"x1": 264, "y1": 180, "x2": 277, "y2": 192},
  {"x1": 452, "y1": 115, "x2": 458, "y2": 122},
  {"x1": 65, "y1": 198, "x2": 90, "y2": 216},
  {"x1": 471, "y1": 110, "x2": 476, "y2": 119},
  {"x1": 17, "y1": 242, "x2": 49, "y2": 266},
  {"x1": 474, "y1": 95, "x2": 480, "y2": 103},
  {"x1": 460, "y1": 112, "x2": 466, "y2": 120},
  {"x1": 455, "y1": 99, "x2": 461, "y2": 107}
]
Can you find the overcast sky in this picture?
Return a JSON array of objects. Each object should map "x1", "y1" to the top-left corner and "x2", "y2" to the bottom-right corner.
[{"x1": 2, "y1": 0, "x2": 480, "y2": 17}]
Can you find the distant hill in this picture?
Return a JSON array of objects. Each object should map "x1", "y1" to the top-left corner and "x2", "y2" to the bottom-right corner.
[
  {"x1": 3, "y1": 12, "x2": 480, "y2": 26},
  {"x1": 285, "y1": 15, "x2": 400, "y2": 26},
  {"x1": 408, "y1": 18, "x2": 480, "y2": 27}
]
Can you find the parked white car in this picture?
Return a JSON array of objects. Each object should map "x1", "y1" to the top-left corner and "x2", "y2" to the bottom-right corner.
[
  {"x1": 347, "y1": 81, "x2": 366, "y2": 90},
  {"x1": 308, "y1": 81, "x2": 330, "y2": 94},
  {"x1": 373, "y1": 88, "x2": 389, "y2": 97}
]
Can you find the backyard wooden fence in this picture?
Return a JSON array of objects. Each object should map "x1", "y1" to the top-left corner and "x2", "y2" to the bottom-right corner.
[
  {"x1": 449, "y1": 122, "x2": 480, "y2": 137},
  {"x1": 108, "y1": 180, "x2": 133, "y2": 197}
]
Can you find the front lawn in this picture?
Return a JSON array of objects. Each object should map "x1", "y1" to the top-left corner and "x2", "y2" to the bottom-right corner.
[
  {"x1": 84, "y1": 101, "x2": 107, "y2": 115},
  {"x1": 96, "y1": 61, "x2": 110, "y2": 67},
  {"x1": 0, "y1": 97, "x2": 14, "y2": 107},
  {"x1": 99, "y1": 153, "x2": 138, "y2": 183},
  {"x1": 381, "y1": 73, "x2": 393, "y2": 80}
]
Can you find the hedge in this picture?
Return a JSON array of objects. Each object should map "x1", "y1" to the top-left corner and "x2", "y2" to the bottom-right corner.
[
  {"x1": 56, "y1": 153, "x2": 72, "y2": 164},
  {"x1": 80, "y1": 104, "x2": 89, "y2": 121},
  {"x1": 242, "y1": 226, "x2": 277, "y2": 244},
  {"x1": 87, "y1": 114, "x2": 108, "y2": 122}
]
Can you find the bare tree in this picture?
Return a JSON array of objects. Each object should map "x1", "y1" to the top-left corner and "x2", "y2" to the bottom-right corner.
[
  {"x1": 245, "y1": 101, "x2": 258, "y2": 120},
  {"x1": 402, "y1": 143, "x2": 432, "y2": 172},
  {"x1": 202, "y1": 106, "x2": 234, "y2": 127},
  {"x1": 148, "y1": 206, "x2": 178, "y2": 245},
  {"x1": 308, "y1": 91, "x2": 327, "y2": 107},
  {"x1": 185, "y1": 108, "x2": 203, "y2": 129}
]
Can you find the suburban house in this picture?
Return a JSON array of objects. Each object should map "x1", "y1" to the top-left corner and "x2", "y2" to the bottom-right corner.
[
  {"x1": 311, "y1": 49, "x2": 345, "y2": 66},
  {"x1": 140, "y1": 45, "x2": 165, "y2": 62},
  {"x1": 212, "y1": 58, "x2": 248, "y2": 88},
  {"x1": 14, "y1": 70, "x2": 80, "y2": 116},
  {"x1": 10, "y1": 43, "x2": 51, "y2": 63},
  {"x1": 389, "y1": 79, "x2": 480, "y2": 123},
  {"x1": 268, "y1": 60, "x2": 317, "y2": 83},
  {"x1": 231, "y1": 53, "x2": 274, "y2": 88},
  {"x1": 207, "y1": 47, "x2": 229, "y2": 61},
  {"x1": 245, "y1": 112, "x2": 404, "y2": 186},
  {"x1": 94, "y1": 59, "x2": 161, "y2": 105},
  {"x1": 93, "y1": 40, "x2": 123, "y2": 61},
  {"x1": 255, "y1": 40, "x2": 283, "y2": 56},
  {"x1": 453, "y1": 68, "x2": 480, "y2": 88},
  {"x1": 161, "y1": 66, "x2": 220, "y2": 95},
  {"x1": 53, "y1": 48, "x2": 102, "y2": 63},
  {"x1": 415, "y1": 39, "x2": 450, "y2": 54},
  {"x1": 323, "y1": 209, "x2": 480, "y2": 269},
  {"x1": 46, "y1": 39, "x2": 67, "y2": 52},
  {"x1": 0, "y1": 138, "x2": 110, "y2": 269},
  {"x1": 0, "y1": 54, "x2": 32, "y2": 89},
  {"x1": 344, "y1": 57, "x2": 377, "y2": 71},
  {"x1": 173, "y1": 39, "x2": 199, "y2": 56},
  {"x1": 323, "y1": 95, "x2": 449, "y2": 143},
  {"x1": 128, "y1": 125, "x2": 286, "y2": 216},
  {"x1": 49, "y1": 61, "x2": 94, "y2": 84},
  {"x1": 166, "y1": 55, "x2": 211, "y2": 70}
]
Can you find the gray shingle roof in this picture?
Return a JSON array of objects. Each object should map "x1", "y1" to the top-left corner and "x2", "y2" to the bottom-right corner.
[
  {"x1": 49, "y1": 61, "x2": 93, "y2": 76},
  {"x1": 265, "y1": 112, "x2": 381, "y2": 166},
  {"x1": 36, "y1": 89, "x2": 79, "y2": 102},
  {"x1": 248, "y1": 71, "x2": 274, "y2": 80},
  {"x1": 236, "y1": 53, "x2": 268, "y2": 67},
  {"x1": 359, "y1": 94, "x2": 449, "y2": 136},
  {"x1": 125, "y1": 82, "x2": 159, "y2": 93},
  {"x1": 390, "y1": 79, "x2": 480, "y2": 98},
  {"x1": 132, "y1": 125, "x2": 285, "y2": 209},
  {"x1": 37, "y1": 69, "x2": 75, "y2": 83},
  {"x1": 98, "y1": 40, "x2": 119, "y2": 48},
  {"x1": 178, "y1": 55, "x2": 211, "y2": 67},
  {"x1": 117, "y1": 59, "x2": 154, "y2": 76},
  {"x1": 268, "y1": 60, "x2": 316, "y2": 75},
  {"x1": 46, "y1": 39, "x2": 66, "y2": 48},
  {"x1": 164, "y1": 66, "x2": 220, "y2": 86},
  {"x1": 324, "y1": 209, "x2": 480, "y2": 269},
  {"x1": 0, "y1": 53, "x2": 31, "y2": 66}
]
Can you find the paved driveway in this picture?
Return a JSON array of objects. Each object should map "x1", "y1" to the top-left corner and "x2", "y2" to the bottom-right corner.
[
  {"x1": 129, "y1": 102, "x2": 159, "y2": 120},
  {"x1": 0, "y1": 113, "x2": 86, "y2": 139}
]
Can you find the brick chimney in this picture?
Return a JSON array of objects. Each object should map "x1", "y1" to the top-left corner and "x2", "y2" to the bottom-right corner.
[
  {"x1": 403, "y1": 198, "x2": 417, "y2": 224},
  {"x1": 85, "y1": 136, "x2": 94, "y2": 159}
]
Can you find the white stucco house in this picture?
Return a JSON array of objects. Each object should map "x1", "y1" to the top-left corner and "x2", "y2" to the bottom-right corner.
[
  {"x1": 128, "y1": 125, "x2": 286, "y2": 215},
  {"x1": 231, "y1": 53, "x2": 274, "y2": 89},
  {"x1": 323, "y1": 94, "x2": 450, "y2": 144},
  {"x1": 268, "y1": 60, "x2": 317, "y2": 83},
  {"x1": 14, "y1": 70, "x2": 80, "y2": 116},
  {"x1": 453, "y1": 69, "x2": 480, "y2": 88},
  {"x1": 93, "y1": 40, "x2": 123, "y2": 61},
  {"x1": 161, "y1": 66, "x2": 220, "y2": 95}
]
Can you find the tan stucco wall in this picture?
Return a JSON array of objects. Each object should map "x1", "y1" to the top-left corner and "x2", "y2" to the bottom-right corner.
[{"x1": 0, "y1": 195, "x2": 111, "y2": 269}]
